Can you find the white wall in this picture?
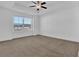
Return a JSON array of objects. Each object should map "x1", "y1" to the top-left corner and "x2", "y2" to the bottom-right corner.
[
  {"x1": 0, "y1": 6, "x2": 39, "y2": 41},
  {"x1": 32, "y1": 15, "x2": 40, "y2": 35},
  {"x1": 40, "y1": 3, "x2": 79, "y2": 42},
  {"x1": 0, "y1": 7, "x2": 12, "y2": 41}
]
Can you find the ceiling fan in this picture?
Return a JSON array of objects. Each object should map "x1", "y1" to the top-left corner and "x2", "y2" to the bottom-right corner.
[{"x1": 29, "y1": 1, "x2": 47, "y2": 11}]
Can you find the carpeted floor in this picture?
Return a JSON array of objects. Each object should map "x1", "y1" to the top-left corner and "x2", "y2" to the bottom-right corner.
[{"x1": 0, "y1": 35, "x2": 79, "y2": 57}]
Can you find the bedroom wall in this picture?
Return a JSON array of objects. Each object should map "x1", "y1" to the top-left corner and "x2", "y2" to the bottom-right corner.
[
  {"x1": 0, "y1": 7, "x2": 12, "y2": 41},
  {"x1": 0, "y1": 6, "x2": 39, "y2": 41},
  {"x1": 40, "y1": 3, "x2": 79, "y2": 42}
]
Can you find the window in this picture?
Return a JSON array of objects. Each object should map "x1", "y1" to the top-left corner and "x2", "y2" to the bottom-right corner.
[
  {"x1": 13, "y1": 16, "x2": 32, "y2": 30},
  {"x1": 23, "y1": 18, "x2": 32, "y2": 28}
]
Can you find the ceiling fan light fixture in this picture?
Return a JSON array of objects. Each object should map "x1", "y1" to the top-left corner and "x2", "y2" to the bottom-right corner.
[{"x1": 36, "y1": 5, "x2": 41, "y2": 9}]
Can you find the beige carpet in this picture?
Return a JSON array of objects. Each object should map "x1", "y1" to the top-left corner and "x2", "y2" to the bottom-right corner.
[{"x1": 0, "y1": 35, "x2": 79, "y2": 57}]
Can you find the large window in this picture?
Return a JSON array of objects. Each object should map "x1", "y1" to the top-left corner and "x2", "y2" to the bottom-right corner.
[{"x1": 13, "y1": 16, "x2": 32, "y2": 30}]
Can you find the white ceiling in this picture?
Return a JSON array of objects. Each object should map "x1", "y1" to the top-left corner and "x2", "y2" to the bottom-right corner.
[{"x1": 0, "y1": 1, "x2": 79, "y2": 15}]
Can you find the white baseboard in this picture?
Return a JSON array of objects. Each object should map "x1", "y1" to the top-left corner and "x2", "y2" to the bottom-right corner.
[
  {"x1": 41, "y1": 34, "x2": 79, "y2": 43},
  {"x1": 0, "y1": 34, "x2": 36, "y2": 42},
  {"x1": 0, "y1": 37, "x2": 13, "y2": 41},
  {"x1": 1, "y1": 34, "x2": 79, "y2": 43}
]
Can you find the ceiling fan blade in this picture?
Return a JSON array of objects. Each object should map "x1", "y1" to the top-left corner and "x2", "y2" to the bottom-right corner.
[
  {"x1": 29, "y1": 5, "x2": 36, "y2": 7},
  {"x1": 37, "y1": 1, "x2": 40, "y2": 4},
  {"x1": 41, "y1": 2, "x2": 46, "y2": 5},
  {"x1": 32, "y1": 1, "x2": 36, "y2": 4},
  {"x1": 41, "y1": 6, "x2": 47, "y2": 9}
]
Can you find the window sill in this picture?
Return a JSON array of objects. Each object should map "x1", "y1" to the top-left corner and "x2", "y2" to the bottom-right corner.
[{"x1": 14, "y1": 27, "x2": 32, "y2": 31}]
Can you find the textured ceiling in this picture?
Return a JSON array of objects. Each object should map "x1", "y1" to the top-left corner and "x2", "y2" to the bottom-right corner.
[{"x1": 0, "y1": 1, "x2": 79, "y2": 15}]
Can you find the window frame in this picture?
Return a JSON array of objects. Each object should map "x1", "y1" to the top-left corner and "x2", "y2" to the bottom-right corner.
[{"x1": 13, "y1": 16, "x2": 32, "y2": 30}]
